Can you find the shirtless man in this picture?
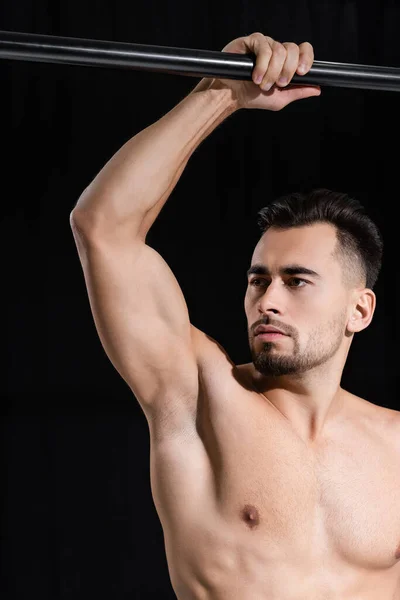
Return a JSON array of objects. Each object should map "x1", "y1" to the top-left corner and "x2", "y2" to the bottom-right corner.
[{"x1": 70, "y1": 32, "x2": 400, "y2": 600}]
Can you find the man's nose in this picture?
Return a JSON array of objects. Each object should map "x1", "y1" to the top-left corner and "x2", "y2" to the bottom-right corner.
[{"x1": 258, "y1": 280, "x2": 285, "y2": 315}]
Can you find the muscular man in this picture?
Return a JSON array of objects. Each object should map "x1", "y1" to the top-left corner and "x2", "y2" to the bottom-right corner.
[{"x1": 70, "y1": 33, "x2": 400, "y2": 600}]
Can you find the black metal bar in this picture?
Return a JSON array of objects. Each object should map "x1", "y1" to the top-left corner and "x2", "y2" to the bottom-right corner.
[{"x1": 0, "y1": 30, "x2": 399, "y2": 92}]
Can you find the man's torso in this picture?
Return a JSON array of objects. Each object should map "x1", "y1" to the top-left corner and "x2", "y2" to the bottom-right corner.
[{"x1": 147, "y1": 334, "x2": 400, "y2": 599}]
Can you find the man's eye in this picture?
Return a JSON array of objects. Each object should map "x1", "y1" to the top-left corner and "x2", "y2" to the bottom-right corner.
[
  {"x1": 288, "y1": 278, "x2": 307, "y2": 287},
  {"x1": 250, "y1": 279, "x2": 266, "y2": 287},
  {"x1": 249, "y1": 278, "x2": 308, "y2": 288}
]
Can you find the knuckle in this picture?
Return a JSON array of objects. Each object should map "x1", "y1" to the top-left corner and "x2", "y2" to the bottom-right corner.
[
  {"x1": 261, "y1": 42, "x2": 273, "y2": 55},
  {"x1": 284, "y1": 42, "x2": 299, "y2": 51},
  {"x1": 273, "y1": 42, "x2": 287, "y2": 56},
  {"x1": 253, "y1": 34, "x2": 272, "y2": 54},
  {"x1": 251, "y1": 31, "x2": 267, "y2": 41}
]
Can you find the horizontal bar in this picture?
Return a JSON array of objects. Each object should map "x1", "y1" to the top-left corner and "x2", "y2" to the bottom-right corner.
[{"x1": 0, "y1": 30, "x2": 399, "y2": 92}]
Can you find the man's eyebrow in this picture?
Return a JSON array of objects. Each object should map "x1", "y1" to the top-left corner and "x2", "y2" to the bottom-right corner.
[{"x1": 246, "y1": 263, "x2": 321, "y2": 279}]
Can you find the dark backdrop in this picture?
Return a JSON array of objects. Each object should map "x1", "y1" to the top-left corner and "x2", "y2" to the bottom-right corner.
[{"x1": 1, "y1": 0, "x2": 399, "y2": 598}]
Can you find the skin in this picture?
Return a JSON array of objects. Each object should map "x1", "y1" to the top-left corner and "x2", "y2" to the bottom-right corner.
[
  {"x1": 73, "y1": 31, "x2": 400, "y2": 600},
  {"x1": 219, "y1": 35, "x2": 372, "y2": 443},
  {"x1": 214, "y1": 32, "x2": 322, "y2": 111},
  {"x1": 244, "y1": 222, "x2": 376, "y2": 443}
]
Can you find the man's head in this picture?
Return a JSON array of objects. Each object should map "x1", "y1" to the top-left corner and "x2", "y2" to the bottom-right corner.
[{"x1": 244, "y1": 188, "x2": 383, "y2": 378}]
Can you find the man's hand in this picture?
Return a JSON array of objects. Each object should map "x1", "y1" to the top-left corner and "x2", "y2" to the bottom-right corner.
[{"x1": 211, "y1": 32, "x2": 321, "y2": 111}]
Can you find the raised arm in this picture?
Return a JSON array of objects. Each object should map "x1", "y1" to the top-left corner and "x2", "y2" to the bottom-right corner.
[
  {"x1": 69, "y1": 33, "x2": 318, "y2": 432},
  {"x1": 71, "y1": 78, "x2": 237, "y2": 241},
  {"x1": 69, "y1": 78, "x2": 238, "y2": 429}
]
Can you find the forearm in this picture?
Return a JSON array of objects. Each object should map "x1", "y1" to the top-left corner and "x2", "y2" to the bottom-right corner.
[{"x1": 72, "y1": 78, "x2": 238, "y2": 238}]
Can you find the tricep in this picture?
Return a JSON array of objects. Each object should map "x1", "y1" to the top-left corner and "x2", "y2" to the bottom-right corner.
[{"x1": 70, "y1": 213, "x2": 200, "y2": 427}]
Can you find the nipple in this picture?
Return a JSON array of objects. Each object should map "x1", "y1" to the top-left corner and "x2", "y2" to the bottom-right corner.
[
  {"x1": 395, "y1": 544, "x2": 400, "y2": 560},
  {"x1": 241, "y1": 504, "x2": 260, "y2": 530}
]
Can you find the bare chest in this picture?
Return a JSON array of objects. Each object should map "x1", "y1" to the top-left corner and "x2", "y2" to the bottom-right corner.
[{"x1": 196, "y1": 386, "x2": 400, "y2": 570}]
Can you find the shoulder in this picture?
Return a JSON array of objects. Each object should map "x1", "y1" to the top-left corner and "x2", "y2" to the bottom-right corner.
[
  {"x1": 381, "y1": 408, "x2": 400, "y2": 462},
  {"x1": 387, "y1": 408, "x2": 400, "y2": 455},
  {"x1": 354, "y1": 395, "x2": 400, "y2": 453},
  {"x1": 346, "y1": 391, "x2": 397, "y2": 422},
  {"x1": 340, "y1": 393, "x2": 400, "y2": 460},
  {"x1": 367, "y1": 402, "x2": 400, "y2": 432}
]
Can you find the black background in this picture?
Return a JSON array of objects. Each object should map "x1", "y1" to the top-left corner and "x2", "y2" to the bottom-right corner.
[{"x1": 1, "y1": 0, "x2": 399, "y2": 598}]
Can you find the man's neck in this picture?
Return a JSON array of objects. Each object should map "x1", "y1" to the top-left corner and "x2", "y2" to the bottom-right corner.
[{"x1": 251, "y1": 365, "x2": 347, "y2": 444}]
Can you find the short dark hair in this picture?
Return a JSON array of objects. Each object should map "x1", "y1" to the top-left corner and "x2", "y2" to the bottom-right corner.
[{"x1": 257, "y1": 188, "x2": 383, "y2": 289}]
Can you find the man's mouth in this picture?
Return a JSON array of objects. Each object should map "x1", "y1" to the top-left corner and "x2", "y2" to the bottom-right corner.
[{"x1": 256, "y1": 332, "x2": 286, "y2": 340}]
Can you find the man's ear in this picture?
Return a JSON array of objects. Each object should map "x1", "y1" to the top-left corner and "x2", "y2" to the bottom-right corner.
[{"x1": 347, "y1": 289, "x2": 376, "y2": 333}]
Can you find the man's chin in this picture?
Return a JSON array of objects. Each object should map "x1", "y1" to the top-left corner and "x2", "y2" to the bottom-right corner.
[
  {"x1": 253, "y1": 336, "x2": 290, "y2": 350},
  {"x1": 253, "y1": 344, "x2": 290, "y2": 358},
  {"x1": 253, "y1": 359, "x2": 299, "y2": 377}
]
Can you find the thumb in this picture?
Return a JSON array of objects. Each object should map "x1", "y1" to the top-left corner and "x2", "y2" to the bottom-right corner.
[{"x1": 281, "y1": 85, "x2": 322, "y2": 106}]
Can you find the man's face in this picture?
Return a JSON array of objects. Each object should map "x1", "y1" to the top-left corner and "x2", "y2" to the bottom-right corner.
[{"x1": 244, "y1": 223, "x2": 352, "y2": 377}]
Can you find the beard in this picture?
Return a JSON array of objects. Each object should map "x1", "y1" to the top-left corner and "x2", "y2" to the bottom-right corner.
[{"x1": 249, "y1": 311, "x2": 347, "y2": 377}]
